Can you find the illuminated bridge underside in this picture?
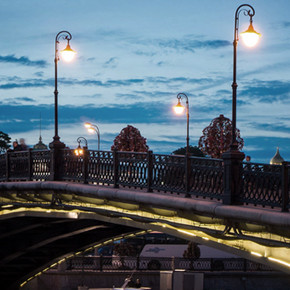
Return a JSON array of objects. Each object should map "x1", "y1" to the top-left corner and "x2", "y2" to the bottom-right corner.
[{"x1": 1, "y1": 181, "x2": 290, "y2": 288}]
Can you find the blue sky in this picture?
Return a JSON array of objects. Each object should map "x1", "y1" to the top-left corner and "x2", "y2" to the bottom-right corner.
[{"x1": 0, "y1": 0, "x2": 290, "y2": 163}]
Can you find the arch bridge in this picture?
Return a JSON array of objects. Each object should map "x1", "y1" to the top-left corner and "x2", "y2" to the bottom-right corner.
[{"x1": 0, "y1": 148, "x2": 289, "y2": 289}]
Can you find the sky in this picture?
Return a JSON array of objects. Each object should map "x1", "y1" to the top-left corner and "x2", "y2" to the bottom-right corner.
[{"x1": 0, "y1": 0, "x2": 289, "y2": 163}]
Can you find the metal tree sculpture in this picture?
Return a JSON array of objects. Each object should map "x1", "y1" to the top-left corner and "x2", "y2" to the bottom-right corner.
[
  {"x1": 198, "y1": 114, "x2": 244, "y2": 159},
  {"x1": 111, "y1": 125, "x2": 149, "y2": 152}
]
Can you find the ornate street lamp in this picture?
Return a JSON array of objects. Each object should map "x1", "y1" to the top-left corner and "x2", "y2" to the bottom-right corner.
[
  {"x1": 84, "y1": 122, "x2": 100, "y2": 151},
  {"x1": 231, "y1": 4, "x2": 261, "y2": 150},
  {"x1": 173, "y1": 93, "x2": 190, "y2": 155},
  {"x1": 74, "y1": 136, "x2": 88, "y2": 156},
  {"x1": 52, "y1": 31, "x2": 76, "y2": 145}
]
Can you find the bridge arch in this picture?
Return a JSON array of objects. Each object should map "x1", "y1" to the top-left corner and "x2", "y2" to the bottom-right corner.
[{"x1": 1, "y1": 181, "x2": 290, "y2": 289}]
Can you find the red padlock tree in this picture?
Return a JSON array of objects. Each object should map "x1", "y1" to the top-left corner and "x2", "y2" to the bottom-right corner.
[
  {"x1": 111, "y1": 125, "x2": 149, "y2": 152},
  {"x1": 198, "y1": 114, "x2": 244, "y2": 158}
]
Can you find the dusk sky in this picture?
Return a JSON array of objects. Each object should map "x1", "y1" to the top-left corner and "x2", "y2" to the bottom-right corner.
[{"x1": 0, "y1": 0, "x2": 290, "y2": 163}]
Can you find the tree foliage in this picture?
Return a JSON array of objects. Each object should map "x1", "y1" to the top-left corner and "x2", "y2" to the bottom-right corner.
[
  {"x1": 114, "y1": 241, "x2": 137, "y2": 268},
  {"x1": 0, "y1": 131, "x2": 11, "y2": 153},
  {"x1": 198, "y1": 114, "x2": 244, "y2": 158},
  {"x1": 183, "y1": 242, "x2": 201, "y2": 269},
  {"x1": 172, "y1": 145, "x2": 205, "y2": 157},
  {"x1": 114, "y1": 242, "x2": 136, "y2": 257},
  {"x1": 111, "y1": 125, "x2": 149, "y2": 152}
]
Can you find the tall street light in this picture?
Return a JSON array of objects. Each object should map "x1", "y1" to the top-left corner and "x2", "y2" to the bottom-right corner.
[
  {"x1": 84, "y1": 122, "x2": 100, "y2": 151},
  {"x1": 231, "y1": 4, "x2": 261, "y2": 150},
  {"x1": 173, "y1": 93, "x2": 190, "y2": 155},
  {"x1": 52, "y1": 31, "x2": 76, "y2": 146}
]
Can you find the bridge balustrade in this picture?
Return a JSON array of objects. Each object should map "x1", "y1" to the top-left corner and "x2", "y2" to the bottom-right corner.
[
  {"x1": 87, "y1": 150, "x2": 115, "y2": 185},
  {"x1": 188, "y1": 157, "x2": 223, "y2": 199},
  {"x1": 65, "y1": 255, "x2": 273, "y2": 272},
  {"x1": 0, "y1": 149, "x2": 289, "y2": 211}
]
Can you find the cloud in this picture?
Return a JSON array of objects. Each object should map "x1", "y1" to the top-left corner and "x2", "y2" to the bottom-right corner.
[
  {"x1": 0, "y1": 78, "x2": 52, "y2": 90},
  {"x1": 34, "y1": 71, "x2": 44, "y2": 77},
  {"x1": 240, "y1": 80, "x2": 290, "y2": 102},
  {"x1": 282, "y1": 21, "x2": 290, "y2": 28},
  {"x1": 0, "y1": 75, "x2": 215, "y2": 91},
  {"x1": 248, "y1": 122, "x2": 290, "y2": 134},
  {"x1": 0, "y1": 55, "x2": 47, "y2": 68},
  {"x1": 157, "y1": 39, "x2": 231, "y2": 53},
  {"x1": 103, "y1": 57, "x2": 118, "y2": 68}
]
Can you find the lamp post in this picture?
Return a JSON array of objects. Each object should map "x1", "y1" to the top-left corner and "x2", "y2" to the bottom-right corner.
[
  {"x1": 222, "y1": 4, "x2": 261, "y2": 205},
  {"x1": 173, "y1": 93, "x2": 190, "y2": 155},
  {"x1": 74, "y1": 136, "x2": 88, "y2": 156},
  {"x1": 52, "y1": 31, "x2": 76, "y2": 145},
  {"x1": 84, "y1": 122, "x2": 100, "y2": 151},
  {"x1": 231, "y1": 4, "x2": 261, "y2": 150}
]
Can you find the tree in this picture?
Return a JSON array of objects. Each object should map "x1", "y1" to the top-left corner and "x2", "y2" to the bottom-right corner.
[
  {"x1": 114, "y1": 241, "x2": 137, "y2": 269},
  {"x1": 111, "y1": 125, "x2": 149, "y2": 152},
  {"x1": 0, "y1": 131, "x2": 11, "y2": 153},
  {"x1": 198, "y1": 114, "x2": 244, "y2": 159},
  {"x1": 172, "y1": 145, "x2": 205, "y2": 157},
  {"x1": 183, "y1": 242, "x2": 201, "y2": 270}
]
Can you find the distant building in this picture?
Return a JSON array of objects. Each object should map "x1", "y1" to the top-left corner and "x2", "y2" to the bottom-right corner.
[
  {"x1": 270, "y1": 147, "x2": 284, "y2": 165},
  {"x1": 33, "y1": 136, "x2": 48, "y2": 150}
]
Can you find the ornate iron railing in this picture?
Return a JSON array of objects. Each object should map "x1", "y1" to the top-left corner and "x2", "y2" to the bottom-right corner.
[
  {"x1": 0, "y1": 149, "x2": 289, "y2": 211},
  {"x1": 241, "y1": 162, "x2": 283, "y2": 207},
  {"x1": 65, "y1": 255, "x2": 273, "y2": 272}
]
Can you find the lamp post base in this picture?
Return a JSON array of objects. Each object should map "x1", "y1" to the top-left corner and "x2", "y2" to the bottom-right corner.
[
  {"x1": 49, "y1": 137, "x2": 66, "y2": 181},
  {"x1": 222, "y1": 148, "x2": 245, "y2": 205},
  {"x1": 49, "y1": 136, "x2": 65, "y2": 150}
]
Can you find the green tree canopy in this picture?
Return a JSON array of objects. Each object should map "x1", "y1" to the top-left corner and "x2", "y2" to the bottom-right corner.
[
  {"x1": 183, "y1": 241, "x2": 201, "y2": 270},
  {"x1": 172, "y1": 145, "x2": 205, "y2": 157},
  {"x1": 0, "y1": 131, "x2": 11, "y2": 153}
]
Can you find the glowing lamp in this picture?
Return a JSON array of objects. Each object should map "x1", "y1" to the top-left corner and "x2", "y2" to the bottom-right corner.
[
  {"x1": 84, "y1": 122, "x2": 92, "y2": 128},
  {"x1": 173, "y1": 99, "x2": 185, "y2": 115},
  {"x1": 88, "y1": 128, "x2": 95, "y2": 133},
  {"x1": 74, "y1": 146, "x2": 83, "y2": 156},
  {"x1": 240, "y1": 22, "x2": 261, "y2": 47},
  {"x1": 61, "y1": 43, "x2": 76, "y2": 62}
]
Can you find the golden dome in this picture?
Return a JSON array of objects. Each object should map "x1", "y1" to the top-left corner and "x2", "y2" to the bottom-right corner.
[{"x1": 270, "y1": 147, "x2": 284, "y2": 165}]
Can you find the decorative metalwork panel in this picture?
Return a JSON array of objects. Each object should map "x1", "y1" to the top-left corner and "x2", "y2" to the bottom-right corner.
[
  {"x1": 118, "y1": 152, "x2": 148, "y2": 188},
  {"x1": 152, "y1": 154, "x2": 185, "y2": 193},
  {"x1": 66, "y1": 256, "x2": 273, "y2": 272},
  {"x1": 87, "y1": 150, "x2": 114, "y2": 185},
  {"x1": 9, "y1": 151, "x2": 29, "y2": 180},
  {"x1": 0, "y1": 154, "x2": 6, "y2": 181},
  {"x1": 189, "y1": 157, "x2": 223, "y2": 199},
  {"x1": 242, "y1": 162, "x2": 282, "y2": 207},
  {"x1": 61, "y1": 149, "x2": 84, "y2": 181},
  {"x1": 31, "y1": 150, "x2": 51, "y2": 180},
  {"x1": 1, "y1": 148, "x2": 290, "y2": 210}
]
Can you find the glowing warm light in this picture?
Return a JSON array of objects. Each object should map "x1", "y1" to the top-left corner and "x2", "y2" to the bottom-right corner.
[
  {"x1": 84, "y1": 122, "x2": 92, "y2": 128},
  {"x1": 173, "y1": 100, "x2": 185, "y2": 115},
  {"x1": 240, "y1": 22, "x2": 261, "y2": 47},
  {"x1": 74, "y1": 148, "x2": 83, "y2": 156},
  {"x1": 60, "y1": 43, "x2": 76, "y2": 62},
  {"x1": 268, "y1": 257, "x2": 290, "y2": 267},
  {"x1": 177, "y1": 229, "x2": 196, "y2": 237},
  {"x1": 88, "y1": 128, "x2": 95, "y2": 133},
  {"x1": 1, "y1": 204, "x2": 13, "y2": 208},
  {"x1": 251, "y1": 251, "x2": 262, "y2": 257}
]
